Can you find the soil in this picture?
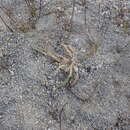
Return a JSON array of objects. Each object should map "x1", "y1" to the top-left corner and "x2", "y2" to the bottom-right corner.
[{"x1": 0, "y1": 0, "x2": 130, "y2": 130}]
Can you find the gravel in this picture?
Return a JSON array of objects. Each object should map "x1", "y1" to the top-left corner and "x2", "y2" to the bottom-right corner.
[{"x1": 0, "y1": 0, "x2": 130, "y2": 130}]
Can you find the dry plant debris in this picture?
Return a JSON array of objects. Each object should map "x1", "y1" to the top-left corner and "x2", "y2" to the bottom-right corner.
[{"x1": 33, "y1": 43, "x2": 80, "y2": 88}]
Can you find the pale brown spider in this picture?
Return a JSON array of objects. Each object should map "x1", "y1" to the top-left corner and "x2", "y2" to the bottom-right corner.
[{"x1": 33, "y1": 43, "x2": 80, "y2": 87}]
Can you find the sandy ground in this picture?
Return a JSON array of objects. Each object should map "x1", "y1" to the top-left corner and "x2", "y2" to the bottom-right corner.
[{"x1": 0, "y1": 0, "x2": 130, "y2": 130}]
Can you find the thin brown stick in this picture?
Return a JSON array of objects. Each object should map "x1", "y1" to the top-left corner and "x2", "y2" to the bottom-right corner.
[
  {"x1": 63, "y1": 0, "x2": 76, "y2": 40},
  {"x1": 84, "y1": 0, "x2": 87, "y2": 25},
  {"x1": 38, "y1": 0, "x2": 42, "y2": 18},
  {"x1": 59, "y1": 103, "x2": 68, "y2": 130},
  {"x1": 70, "y1": 0, "x2": 76, "y2": 31}
]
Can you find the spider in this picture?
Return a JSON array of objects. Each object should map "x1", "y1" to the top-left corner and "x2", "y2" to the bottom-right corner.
[{"x1": 32, "y1": 43, "x2": 80, "y2": 88}]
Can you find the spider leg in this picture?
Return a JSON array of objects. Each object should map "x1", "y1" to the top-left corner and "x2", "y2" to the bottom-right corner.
[
  {"x1": 33, "y1": 47, "x2": 69, "y2": 63},
  {"x1": 70, "y1": 66, "x2": 79, "y2": 87},
  {"x1": 67, "y1": 45, "x2": 75, "y2": 57},
  {"x1": 61, "y1": 44, "x2": 74, "y2": 57}
]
